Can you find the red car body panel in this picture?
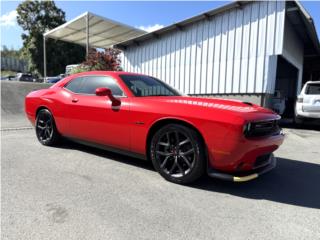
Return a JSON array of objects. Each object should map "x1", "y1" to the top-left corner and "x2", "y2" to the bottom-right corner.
[{"x1": 25, "y1": 71, "x2": 284, "y2": 174}]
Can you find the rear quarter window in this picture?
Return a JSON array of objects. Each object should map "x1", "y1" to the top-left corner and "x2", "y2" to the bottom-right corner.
[
  {"x1": 305, "y1": 84, "x2": 320, "y2": 95},
  {"x1": 64, "y1": 77, "x2": 85, "y2": 93},
  {"x1": 64, "y1": 76, "x2": 124, "y2": 96}
]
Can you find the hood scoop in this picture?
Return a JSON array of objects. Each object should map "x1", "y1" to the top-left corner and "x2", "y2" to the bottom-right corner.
[{"x1": 242, "y1": 101, "x2": 253, "y2": 106}]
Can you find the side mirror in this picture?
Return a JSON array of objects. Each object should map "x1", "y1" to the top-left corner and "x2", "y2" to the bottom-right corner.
[
  {"x1": 95, "y1": 87, "x2": 121, "y2": 107},
  {"x1": 96, "y1": 87, "x2": 111, "y2": 96}
]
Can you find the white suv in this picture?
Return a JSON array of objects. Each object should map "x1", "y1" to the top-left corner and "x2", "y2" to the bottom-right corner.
[{"x1": 295, "y1": 81, "x2": 320, "y2": 124}]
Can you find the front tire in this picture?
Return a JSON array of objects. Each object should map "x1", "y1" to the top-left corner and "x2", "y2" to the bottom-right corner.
[
  {"x1": 150, "y1": 124, "x2": 205, "y2": 184},
  {"x1": 35, "y1": 109, "x2": 60, "y2": 146}
]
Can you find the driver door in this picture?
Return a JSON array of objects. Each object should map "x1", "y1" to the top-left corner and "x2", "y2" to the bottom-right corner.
[{"x1": 64, "y1": 75, "x2": 131, "y2": 151}]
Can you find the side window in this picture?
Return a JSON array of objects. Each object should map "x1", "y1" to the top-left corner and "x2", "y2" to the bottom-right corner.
[
  {"x1": 79, "y1": 76, "x2": 124, "y2": 96},
  {"x1": 64, "y1": 77, "x2": 85, "y2": 93}
]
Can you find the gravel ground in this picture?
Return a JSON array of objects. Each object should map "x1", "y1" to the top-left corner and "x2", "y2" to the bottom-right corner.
[{"x1": 1, "y1": 127, "x2": 320, "y2": 240}]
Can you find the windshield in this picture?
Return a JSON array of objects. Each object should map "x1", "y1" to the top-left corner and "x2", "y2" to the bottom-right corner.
[
  {"x1": 305, "y1": 83, "x2": 320, "y2": 95},
  {"x1": 120, "y1": 74, "x2": 181, "y2": 97}
]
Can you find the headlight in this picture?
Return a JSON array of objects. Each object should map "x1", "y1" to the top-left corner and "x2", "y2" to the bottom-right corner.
[{"x1": 243, "y1": 120, "x2": 279, "y2": 137}]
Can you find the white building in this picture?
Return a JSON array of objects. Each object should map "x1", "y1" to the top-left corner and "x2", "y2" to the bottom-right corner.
[{"x1": 115, "y1": 1, "x2": 320, "y2": 117}]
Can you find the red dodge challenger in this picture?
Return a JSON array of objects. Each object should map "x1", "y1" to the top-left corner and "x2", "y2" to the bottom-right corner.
[{"x1": 25, "y1": 71, "x2": 284, "y2": 184}]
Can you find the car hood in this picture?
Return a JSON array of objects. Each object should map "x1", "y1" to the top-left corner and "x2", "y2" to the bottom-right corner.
[{"x1": 136, "y1": 96, "x2": 278, "y2": 123}]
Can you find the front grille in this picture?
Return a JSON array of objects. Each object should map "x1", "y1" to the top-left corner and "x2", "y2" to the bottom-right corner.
[{"x1": 245, "y1": 120, "x2": 280, "y2": 138}]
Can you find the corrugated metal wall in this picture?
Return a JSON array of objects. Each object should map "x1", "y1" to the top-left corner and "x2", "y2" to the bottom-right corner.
[
  {"x1": 121, "y1": 1, "x2": 286, "y2": 95},
  {"x1": 1, "y1": 57, "x2": 28, "y2": 72}
]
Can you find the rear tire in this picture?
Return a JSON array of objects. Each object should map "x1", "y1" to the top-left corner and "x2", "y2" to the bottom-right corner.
[
  {"x1": 35, "y1": 109, "x2": 61, "y2": 146},
  {"x1": 150, "y1": 124, "x2": 205, "y2": 184}
]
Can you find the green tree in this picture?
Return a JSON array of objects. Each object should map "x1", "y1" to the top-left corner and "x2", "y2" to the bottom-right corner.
[
  {"x1": 1, "y1": 45, "x2": 23, "y2": 59},
  {"x1": 16, "y1": 0, "x2": 86, "y2": 76}
]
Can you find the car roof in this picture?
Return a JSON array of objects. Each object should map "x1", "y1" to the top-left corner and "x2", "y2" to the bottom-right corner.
[
  {"x1": 306, "y1": 80, "x2": 320, "y2": 84},
  {"x1": 52, "y1": 71, "x2": 148, "y2": 89}
]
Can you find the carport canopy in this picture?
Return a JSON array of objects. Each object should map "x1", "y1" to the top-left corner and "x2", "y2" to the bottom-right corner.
[{"x1": 43, "y1": 11, "x2": 146, "y2": 78}]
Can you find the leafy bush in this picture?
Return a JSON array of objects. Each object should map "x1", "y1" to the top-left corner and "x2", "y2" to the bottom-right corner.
[
  {"x1": 71, "y1": 48, "x2": 122, "y2": 74},
  {"x1": 69, "y1": 64, "x2": 91, "y2": 74}
]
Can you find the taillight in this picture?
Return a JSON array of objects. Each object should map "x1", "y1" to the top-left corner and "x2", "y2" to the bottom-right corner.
[{"x1": 297, "y1": 97, "x2": 303, "y2": 103}]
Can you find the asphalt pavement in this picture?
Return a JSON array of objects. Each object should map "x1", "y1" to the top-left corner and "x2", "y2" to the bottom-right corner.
[
  {"x1": 1, "y1": 81, "x2": 51, "y2": 128},
  {"x1": 1, "y1": 126, "x2": 320, "y2": 240}
]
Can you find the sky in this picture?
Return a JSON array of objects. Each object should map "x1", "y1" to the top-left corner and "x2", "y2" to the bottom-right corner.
[{"x1": 1, "y1": 1, "x2": 320, "y2": 50}]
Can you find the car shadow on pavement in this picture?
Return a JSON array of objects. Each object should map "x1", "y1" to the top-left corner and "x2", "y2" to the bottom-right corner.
[
  {"x1": 55, "y1": 140, "x2": 320, "y2": 209},
  {"x1": 190, "y1": 157, "x2": 320, "y2": 209},
  {"x1": 56, "y1": 138, "x2": 155, "y2": 171}
]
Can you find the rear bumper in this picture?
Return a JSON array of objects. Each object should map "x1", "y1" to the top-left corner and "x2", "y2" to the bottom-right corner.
[
  {"x1": 296, "y1": 103, "x2": 320, "y2": 119},
  {"x1": 296, "y1": 111, "x2": 320, "y2": 119},
  {"x1": 26, "y1": 114, "x2": 36, "y2": 126},
  {"x1": 207, "y1": 153, "x2": 277, "y2": 182}
]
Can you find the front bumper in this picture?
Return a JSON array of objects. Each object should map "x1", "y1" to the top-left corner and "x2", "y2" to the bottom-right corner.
[{"x1": 207, "y1": 154, "x2": 277, "y2": 182}]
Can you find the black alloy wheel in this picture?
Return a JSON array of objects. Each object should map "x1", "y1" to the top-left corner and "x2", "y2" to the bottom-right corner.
[
  {"x1": 150, "y1": 124, "x2": 205, "y2": 184},
  {"x1": 35, "y1": 109, "x2": 60, "y2": 146}
]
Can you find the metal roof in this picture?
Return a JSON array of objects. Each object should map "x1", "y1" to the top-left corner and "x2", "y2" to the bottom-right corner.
[
  {"x1": 286, "y1": 1, "x2": 320, "y2": 56},
  {"x1": 44, "y1": 12, "x2": 146, "y2": 49},
  {"x1": 115, "y1": 0, "x2": 320, "y2": 55}
]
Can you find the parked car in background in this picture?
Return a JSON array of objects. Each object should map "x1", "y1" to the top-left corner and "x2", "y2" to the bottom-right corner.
[
  {"x1": 8, "y1": 75, "x2": 16, "y2": 81},
  {"x1": 65, "y1": 64, "x2": 79, "y2": 75},
  {"x1": 16, "y1": 73, "x2": 36, "y2": 82},
  {"x1": 295, "y1": 81, "x2": 320, "y2": 125},
  {"x1": 25, "y1": 71, "x2": 284, "y2": 184},
  {"x1": 1, "y1": 75, "x2": 16, "y2": 81},
  {"x1": 45, "y1": 74, "x2": 66, "y2": 84}
]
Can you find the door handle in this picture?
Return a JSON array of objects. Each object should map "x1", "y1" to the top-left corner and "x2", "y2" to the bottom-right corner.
[{"x1": 72, "y1": 98, "x2": 79, "y2": 103}]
